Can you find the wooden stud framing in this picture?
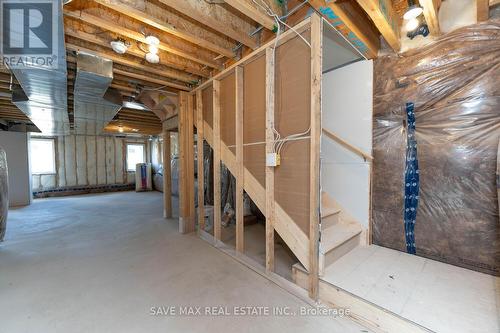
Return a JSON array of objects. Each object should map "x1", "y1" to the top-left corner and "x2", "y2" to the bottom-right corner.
[
  {"x1": 265, "y1": 47, "x2": 275, "y2": 272},
  {"x1": 477, "y1": 0, "x2": 490, "y2": 21},
  {"x1": 192, "y1": 17, "x2": 312, "y2": 93},
  {"x1": 213, "y1": 80, "x2": 222, "y2": 241},
  {"x1": 235, "y1": 66, "x2": 244, "y2": 253},
  {"x1": 356, "y1": 0, "x2": 401, "y2": 52},
  {"x1": 178, "y1": 91, "x2": 195, "y2": 233},
  {"x1": 92, "y1": 0, "x2": 234, "y2": 58},
  {"x1": 223, "y1": 0, "x2": 276, "y2": 30},
  {"x1": 308, "y1": 0, "x2": 380, "y2": 59},
  {"x1": 64, "y1": 11, "x2": 219, "y2": 70},
  {"x1": 163, "y1": 124, "x2": 172, "y2": 218},
  {"x1": 420, "y1": 0, "x2": 441, "y2": 36},
  {"x1": 157, "y1": 0, "x2": 259, "y2": 49},
  {"x1": 196, "y1": 90, "x2": 205, "y2": 232},
  {"x1": 309, "y1": 13, "x2": 322, "y2": 300},
  {"x1": 187, "y1": 95, "x2": 196, "y2": 230}
]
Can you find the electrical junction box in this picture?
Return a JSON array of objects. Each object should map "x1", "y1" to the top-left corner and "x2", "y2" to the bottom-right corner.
[{"x1": 266, "y1": 153, "x2": 280, "y2": 167}]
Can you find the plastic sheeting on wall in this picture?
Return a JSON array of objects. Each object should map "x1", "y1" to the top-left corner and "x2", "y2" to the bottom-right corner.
[
  {"x1": 373, "y1": 21, "x2": 500, "y2": 276},
  {"x1": 0, "y1": 147, "x2": 8, "y2": 241}
]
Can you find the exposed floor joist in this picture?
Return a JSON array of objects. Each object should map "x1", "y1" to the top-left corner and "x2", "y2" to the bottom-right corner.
[
  {"x1": 90, "y1": 0, "x2": 236, "y2": 58},
  {"x1": 156, "y1": 0, "x2": 259, "y2": 49}
]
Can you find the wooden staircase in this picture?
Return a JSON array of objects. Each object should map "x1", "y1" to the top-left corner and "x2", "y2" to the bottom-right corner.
[
  {"x1": 319, "y1": 191, "x2": 364, "y2": 275},
  {"x1": 200, "y1": 121, "x2": 311, "y2": 271}
]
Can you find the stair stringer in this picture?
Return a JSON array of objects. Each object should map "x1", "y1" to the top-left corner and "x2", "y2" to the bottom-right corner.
[{"x1": 202, "y1": 121, "x2": 310, "y2": 270}]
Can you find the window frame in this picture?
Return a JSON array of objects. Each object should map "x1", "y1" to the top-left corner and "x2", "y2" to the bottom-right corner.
[
  {"x1": 30, "y1": 137, "x2": 57, "y2": 175},
  {"x1": 126, "y1": 142, "x2": 146, "y2": 172}
]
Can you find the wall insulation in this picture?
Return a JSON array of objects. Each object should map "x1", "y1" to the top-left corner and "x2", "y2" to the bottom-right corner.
[
  {"x1": 373, "y1": 21, "x2": 500, "y2": 275},
  {"x1": 32, "y1": 134, "x2": 150, "y2": 196}
]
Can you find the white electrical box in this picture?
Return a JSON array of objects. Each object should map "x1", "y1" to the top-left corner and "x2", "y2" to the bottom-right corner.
[{"x1": 266, "y1": 153, "x2": 280, "y2": 167}]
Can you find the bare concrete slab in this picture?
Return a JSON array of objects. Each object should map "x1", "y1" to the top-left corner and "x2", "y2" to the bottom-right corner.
[{"x1": 0, "y1": 191, "x2": 370, "y2": 333}]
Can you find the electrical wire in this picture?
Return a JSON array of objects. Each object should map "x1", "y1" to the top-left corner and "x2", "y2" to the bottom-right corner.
[{"x1": 252, "y1": 0, "x2": 312, "y2": 155}]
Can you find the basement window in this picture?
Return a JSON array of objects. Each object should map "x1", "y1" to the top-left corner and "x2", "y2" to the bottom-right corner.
[
  {"x1": 30, "y1": 138, "x2": 56, "y2": 174},
  {"x1": 127, "y1": 143, "x2": 146, "y2": 172}
]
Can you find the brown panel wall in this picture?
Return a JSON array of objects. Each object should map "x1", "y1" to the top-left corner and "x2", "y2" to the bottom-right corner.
[
  {"x1": 373, "y1": 22, "x2": 500, "y2": 276},
  {"x1": 220, "y1": 73, "x2": 236, "y2": 153},
  {"x1": 202, "y1": 85, "x2": 213, "y2": 128},
  {"x1": 243, "y1": 55, "x2": 266, "y2": 187},
  {"x1": 274, "y1": 32, "x2": 311, "y2": 236}
]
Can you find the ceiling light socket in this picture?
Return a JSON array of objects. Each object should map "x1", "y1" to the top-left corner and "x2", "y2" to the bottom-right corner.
[
  {"x1": 145, "y1": 35, "x2": 160, "y2": 46},
  {"x1": 110, "y1": 39, "x2": 128, "y2": 54},
  {"x1": 145, "y1": 52, "x2": 160, "y2": 64},
  {"x1": 148, "y1": 45, "x2": 159, "y2": 55},
  {"x1": 403, "y1": 4, "x2": 423, "y2": 20}
]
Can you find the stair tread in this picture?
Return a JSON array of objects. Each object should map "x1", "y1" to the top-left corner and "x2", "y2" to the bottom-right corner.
[
  {"x1": 321, "y1": 205, "x2": 341, "y2": 219},
  {"x1": 321, "y1": 191, "x2": 340, "y2": 218},
  {"x1": 320, "y1": 220, "x2": 362, "y2": 254}
]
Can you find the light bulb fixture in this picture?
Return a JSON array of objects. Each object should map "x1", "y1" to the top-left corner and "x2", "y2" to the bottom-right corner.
[
  {"x1": 118, "y1": 126, "x2": 124, "y2": 133},
  {"x1": 110, "y1": 38, "x2": 128, "y2": 54},
  {"x1": 403, "y1": 0, "x2": 423, "y2": 20},
  {"x1": 145, "y1": 52, "x2": 160, "y2": 64},
  {"x1": 405, "y1": 17, "x2": 420, "y2": 31},
  {"x1": 145, "y1": 35, "x2": 160, "y2": 46},
  {"x1": 148, "y1": 44, "x2": 158, "y2": 55}
]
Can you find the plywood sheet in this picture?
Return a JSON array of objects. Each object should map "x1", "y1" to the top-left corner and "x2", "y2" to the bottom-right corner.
[
  {"x1": 274, "y1": 32, "x2": 311, "y2": 236},
  {"x1": 243, "y1": 56, "x2": 266, "y2": 187},
  {"x1": 220, "y1": 73, "x2": 236, "y2": 153},
  {"x1": 202, "y1": 84, "x2": 213, "y2": 128}
]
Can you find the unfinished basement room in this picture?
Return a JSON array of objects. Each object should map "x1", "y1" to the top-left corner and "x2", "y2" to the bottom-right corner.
[{"x1": 0, "y1": 0, "x2": 498, "y2": 332}]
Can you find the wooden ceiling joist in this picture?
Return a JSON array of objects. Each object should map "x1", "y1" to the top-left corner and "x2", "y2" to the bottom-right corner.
[
  {"x1": 356, "y1": 0, "x2": 401, "y2": 51},
  {"x1": 308, "y1": 0, "x2": 380, "y2": 58},
  {"x1": 112, "y1": 68, "x2": 188, "y2": 91},
  {"x1": 223, "y1": 0, "x2": 277, "y2": 30},
  {"x1": 420, "y1": 0, "x2": 441, "y2": 36},
  {"x1": 64, "y1": 20, "x2": 211, "y2": 78},
  {"x1": 65, "y1": 38, "x2": 198, "y2": 84},
  {"x1": 91, "y1": 0, "x2": 235, "y2": 58},
  {"x1": 64, "y1": 10, "x2": 219, "y2": 71},
  {"x1": 157, "y1": 0, "x2": 258, "y2": 49}
]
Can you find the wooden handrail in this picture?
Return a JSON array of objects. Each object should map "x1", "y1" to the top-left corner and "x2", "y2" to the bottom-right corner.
[{"x1": 322, "y1": 128, "x2": 373, "y2": 162}]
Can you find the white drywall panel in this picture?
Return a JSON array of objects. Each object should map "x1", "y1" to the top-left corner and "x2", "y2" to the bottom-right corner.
[
  {"x1": 0, "y1": 131, "x2": 31, "y2": 206},
  {"x1": 321, "y1": 60, "x2": 373, "y2": 228}
]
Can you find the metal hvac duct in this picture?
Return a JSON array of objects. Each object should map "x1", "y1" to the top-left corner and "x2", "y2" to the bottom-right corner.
[
  {"x1": 73, "y1": 52, "x2": 122, "y2": 135},
  {"x1": 9, "y1": 0, "x2": 70, "y2": 135}
]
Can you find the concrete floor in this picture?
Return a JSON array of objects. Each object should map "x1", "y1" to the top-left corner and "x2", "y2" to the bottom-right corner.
[{"x1": 0, "y1": 191, "x2": 370, "y2": 333}]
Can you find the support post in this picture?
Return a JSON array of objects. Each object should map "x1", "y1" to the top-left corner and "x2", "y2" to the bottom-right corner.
[
  {"x1": 196, "y1": 90, "x2": 205, "y2": 232},
  {"x1": 162, "y1": 123, "x2": 172, "y2": 218},
  {"x1": 178, "y1": 91, "x2": 195, "y2": 233},
  {"x1": 213, "y1": 80, "x2": 222, "y2": 241},
  {"x1": 187, "y1": 94, "x2": 196, "y2": 229},
  {"x1": 265, "y1": 47, "x2": 275, "y2": 272},
  {"x1": 235, "y1": 66, "x2": 244, "y2": 253},
  {"x1": 309, "y1": 13, "x2": 322, "y2": 300}
]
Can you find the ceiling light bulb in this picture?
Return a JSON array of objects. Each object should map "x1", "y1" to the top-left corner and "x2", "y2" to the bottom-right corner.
[
  {"x1": 110, "y1": 39, "x2": 128, "y2": 54},
  {"x1": 406, "y1": 17, "x2": 420, "y2": 31},
  {"x1": 145, "y1": 52, "x2": 160, "y2": 64},
  {"x1": 118, "y1": 126, "x2": 124, "y2": 133},
  {"x1": 403, "y1": 5, "x2": 423, "y2": 20},
  {"x1": 148, "y1": 45, "x2": 158, "y2": 55},
  {"x1": 145, "y1": 35, "x2": 160, "y2": 46}
]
